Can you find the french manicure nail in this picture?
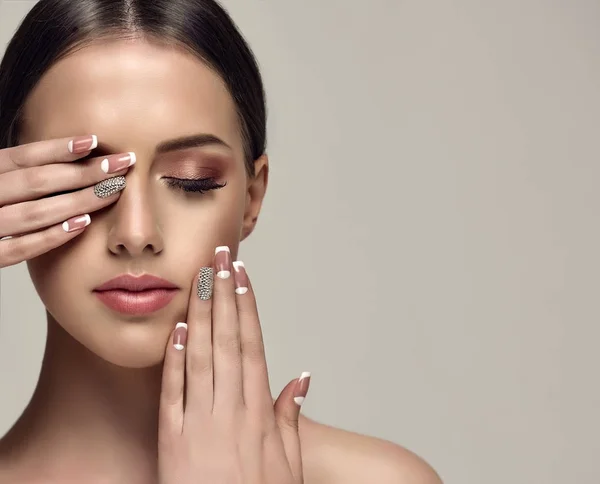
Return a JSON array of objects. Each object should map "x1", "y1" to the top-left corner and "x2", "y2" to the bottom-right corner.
[
  {"x1": 94, "y1": 176, "x2": 126, "y2": 198},
  {"x1": 100, "y1": 152, "x2": 136, "y2": 174},
  {"x1": 197, "y1": 267, "x2": 214, "y2": 300},
  {"x1": 294, "y1": 371, "x2": 311, "y2": 406},
  {"x1": 62, "y1": 214, "x2": 91, "y2": 232},
  {"x1": 233, "y1": 261, "x2": 248, "y2": 295},
  {"x1": 215, "y1": 246, "x2": 231, "y2": 279},
  {"x1": 173, "y1": 322, "x2": 188, "y2": 350},
  {"x1": 68, "y1": 135, "x2": 98, "y2": 154}
]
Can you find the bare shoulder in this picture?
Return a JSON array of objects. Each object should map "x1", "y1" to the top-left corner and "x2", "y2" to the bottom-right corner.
[{"x1": 298, "y1": 415, "x2": 442, "y2": 484}]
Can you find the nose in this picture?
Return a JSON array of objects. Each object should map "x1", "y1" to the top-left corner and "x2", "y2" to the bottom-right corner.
[{"x1": 106, "y1": 174, "x2": 164, "y2": 257}]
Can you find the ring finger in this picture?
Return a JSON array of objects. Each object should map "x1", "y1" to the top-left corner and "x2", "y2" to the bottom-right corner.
[
  {"x1": 0, "y1": 214, "x2": 91, "y2": 268},
  {"x1": 232, "y1": 261, "x2": 273, "y2": 413}
]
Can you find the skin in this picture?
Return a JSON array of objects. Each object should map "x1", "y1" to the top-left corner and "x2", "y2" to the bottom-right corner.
[{"x1": 0, "y1": 39, "x2": 441, "y2": 483}]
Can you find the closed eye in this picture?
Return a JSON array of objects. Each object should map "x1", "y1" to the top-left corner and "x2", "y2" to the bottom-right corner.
[{"x1": 163, "y1": 177, "x2": 226, "y2": 194}]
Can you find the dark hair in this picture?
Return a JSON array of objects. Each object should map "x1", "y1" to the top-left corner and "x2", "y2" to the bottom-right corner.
[{"x1": 0, "y1": 0, "x2": 266, "y2": 176}]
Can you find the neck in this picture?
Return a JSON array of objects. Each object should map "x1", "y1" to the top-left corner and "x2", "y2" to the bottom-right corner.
[{"x1": 0, "y1": 314, "x2": 162, "y2": 483}]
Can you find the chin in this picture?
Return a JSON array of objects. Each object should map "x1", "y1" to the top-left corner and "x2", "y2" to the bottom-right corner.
[
  {"x1": 95, "y1": 338, "x2": 171, "y2": 369},
  {"x1": 81, "y1": 295, "x2": 189, "y2": 369},
  {"x1": 89, "y1": 319, "x2": 174, "y2": 368},
  {"x1": 54, "y1": 306, "x2": 175, "y2": 368}
]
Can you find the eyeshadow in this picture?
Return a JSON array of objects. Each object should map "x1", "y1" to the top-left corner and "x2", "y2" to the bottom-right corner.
[{"x1": 165, "y1": 163, "x2": 224, "y2": 178}]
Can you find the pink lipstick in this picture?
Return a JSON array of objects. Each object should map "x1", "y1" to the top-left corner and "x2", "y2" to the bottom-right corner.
[{"x1": 93, "y1": 274, "x2": 179, "y2": 315}]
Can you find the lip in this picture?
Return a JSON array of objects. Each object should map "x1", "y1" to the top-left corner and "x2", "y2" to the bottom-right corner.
[
  {"x1": 94, "y1": 274, "x2": 178, "y2": 292},
  {"x1": 93, "y1": 274, "x2": 179, "y2": 315}
]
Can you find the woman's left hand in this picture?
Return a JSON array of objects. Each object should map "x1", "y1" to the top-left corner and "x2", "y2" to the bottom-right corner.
[{"x1": 158, "y1": 246, "x2": 311, "y2": 484}]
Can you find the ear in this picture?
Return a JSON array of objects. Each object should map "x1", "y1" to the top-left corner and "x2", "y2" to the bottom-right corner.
[{"x1": 240, "y1": 153, "x2": 269, "y2": 241}]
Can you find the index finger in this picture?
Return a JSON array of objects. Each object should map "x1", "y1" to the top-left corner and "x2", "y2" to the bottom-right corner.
[{"x1": 0, "y1": 134, "x2": 98, "y2": 175}]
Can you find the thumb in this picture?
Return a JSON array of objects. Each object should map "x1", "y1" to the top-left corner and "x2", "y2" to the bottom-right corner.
[
  {"x1": 274, "y1": 371, "x2": 311, "y2": 479},
  {"x1": 274, "y1": 371, "x2": 311, "y2": 428}
]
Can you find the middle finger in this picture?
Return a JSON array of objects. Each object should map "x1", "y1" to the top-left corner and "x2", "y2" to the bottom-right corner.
[
  {"x1": 0, "y1": 151, "x2": 135, "y2": 206},
  {"x1": 211, "y1": 245, "x2": 244, "y2": 412}
]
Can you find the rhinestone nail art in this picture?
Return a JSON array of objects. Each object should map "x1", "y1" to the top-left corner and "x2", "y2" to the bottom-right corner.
[
  {"x1": 197, "y1": 267, "x2": 214, "y2": 300},
  {"x1": 94, "y1": 176, "x2": 126, "y2": 198}
]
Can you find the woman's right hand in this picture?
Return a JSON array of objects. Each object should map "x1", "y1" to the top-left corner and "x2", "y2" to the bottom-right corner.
[{"x1": 0, "y1": 134, "x2": 134, "y2": 268}]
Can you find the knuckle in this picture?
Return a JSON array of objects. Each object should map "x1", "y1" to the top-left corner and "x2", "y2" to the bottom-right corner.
[
  {"x1": 21, "y1": 202, "x2": 45, "y2": 226},
  {"x1": 1, "y1": 239, "x2": 28, "y2": 265},
  {"x1": 77, "y1": 160, "x2": 100, "y2": 185},
  {"x1": 194, "y1": 304, "x2": 212, "y2": 321},
  {"x1": 187, "y1": 349, "x2": 212, "y2": 376},
  {"x1": 214, "y1": 332, "x2": 240, "y2": 355},
  {"x1": 161, "y1": 386, "x2": 183, "y2": 409},
  {"x1": 6, "y1": 146, "x2": 27, "y2": 168},
  {"x1": 214, "y1": 287, "x2": 235, "y2": 305},
  {"x1": 22, "y1": 168, "x2": 48, "y2": 196},
  {"x1": 240, "y1": 338, "x2": 265, "y2": 362},
  {"x1": 279, "y1": 413, "x2": 299, "y2": 431},
  {"x1": 237, "y1": 300, "x2": 258, "y2": 320}
]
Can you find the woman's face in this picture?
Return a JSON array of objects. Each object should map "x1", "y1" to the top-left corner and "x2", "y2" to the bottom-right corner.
[{"x1": 21, "y1": 39, "x2": 267, "y2": 368}]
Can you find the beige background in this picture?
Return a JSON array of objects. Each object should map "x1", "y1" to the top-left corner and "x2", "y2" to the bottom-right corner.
[{"x1": 1, "y1": 1, "x2": 599, "y2": 483}]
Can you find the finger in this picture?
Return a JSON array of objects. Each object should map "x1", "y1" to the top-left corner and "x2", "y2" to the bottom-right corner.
[
  {"x1": 185, "y1": 267, "x2": 214, "y2": 416},
  {"x1": 0, "y1": 213, "x2": 91, "y2": 269},
  {"x1": 211, "y1": 246, "x2": 243, "y2": 411},
  {"x1": 0, "y1": 176, "x2": 126, "y2": 238},
  {"x1": 0, "y1": 151, "x2": 135, "y2": 206},
  {"x1": 159, "y1": 322, "x2": 188, "y2": 441},
  {"x1": 232, "y1": 261, "x2": 272, "y2": 413},
  {"x1": 0, "y1": 134, "x2": 99, "y2": 175},
  {"x1": 274, "y1": 372, "x2": 311, "y2": 482}
]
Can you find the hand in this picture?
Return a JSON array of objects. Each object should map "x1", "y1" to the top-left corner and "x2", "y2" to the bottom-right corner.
[
  {"x1": 0, "y1": 134, "x2": 134, "y2": 268},
  {"x1": 159, "y1": 247, "x2": 311, "y2": 484}
]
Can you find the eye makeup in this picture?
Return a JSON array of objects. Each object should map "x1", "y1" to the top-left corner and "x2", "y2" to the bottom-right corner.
[
  {"x1": 161, "y1": 160, "x2": 228, "y2": 195},
  {"x1": 163, "y1": 176, "x2": 226, "y2": 194}
]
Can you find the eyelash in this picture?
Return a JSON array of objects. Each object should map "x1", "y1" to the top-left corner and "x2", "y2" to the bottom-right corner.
[{"x1": 163, "y1": 177, "x2": 227, "y2": 194}]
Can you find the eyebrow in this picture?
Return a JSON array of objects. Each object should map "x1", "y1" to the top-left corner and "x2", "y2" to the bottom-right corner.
[{"x1": 155, "y1": 133, "x2": 232, "y2": 154}]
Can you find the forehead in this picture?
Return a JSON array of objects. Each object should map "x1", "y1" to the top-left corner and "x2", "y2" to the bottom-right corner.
[{"x1": 21, "y1": 39, "x2": 241, "y2": 152}]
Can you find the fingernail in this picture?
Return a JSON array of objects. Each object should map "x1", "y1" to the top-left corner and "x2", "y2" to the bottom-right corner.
[
  {"x1": 173, "y1": 322, "x2": 188, "y2": 350},
  {"x1": 100, "y1": 152, "x2": 136, "y2": 174},
  {"x1": 68, "y1": 135, "x2": 98, "y2": 154},
  {"x1": 62, "y1": 214, "x2": 91, "y2": 232},
  {"x1": 232, "y1": 261, "x2": 248, "y2": 295},
  {"x1": 94, "y1": 176, "x2": 126, "y2": 198},
  {"x1": 197, "y1": 267, "x2": 214, "y2": 300},
  {"x1": 294, "y1": 371, "x2": 311, "y2": 406},
  {"x1": 215, "y1": 246, "x2": 231, "y2": 279}
]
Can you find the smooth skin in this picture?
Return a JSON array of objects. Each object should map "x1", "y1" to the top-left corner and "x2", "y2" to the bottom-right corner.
[
  {"x1": 0, "y1": 38, "x2": 441, "y2": 483},
  {"x1": 158, "y1": 250, "x2": 306, "y2": 483},
  {"x1": 0, "y1": 137, "x2": 132, "y2": 267}
]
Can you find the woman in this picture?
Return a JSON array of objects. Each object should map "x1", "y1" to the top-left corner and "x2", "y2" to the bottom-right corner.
[{"x1": 0, "y1": 0, "x2": 441, "y2": 482}]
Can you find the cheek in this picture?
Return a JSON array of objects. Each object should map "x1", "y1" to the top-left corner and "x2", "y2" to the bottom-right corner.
[
  {"x1": 159, "y1": 185, "x2": 247, "y2": 261},
  {"x1": 26, "y1": 237, "x2": 93, "y2": 322}
]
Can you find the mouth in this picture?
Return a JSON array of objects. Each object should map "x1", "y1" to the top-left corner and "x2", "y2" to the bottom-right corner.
[{"x1": 93, "y1": 274, "x2": 180, "y2": 315}]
